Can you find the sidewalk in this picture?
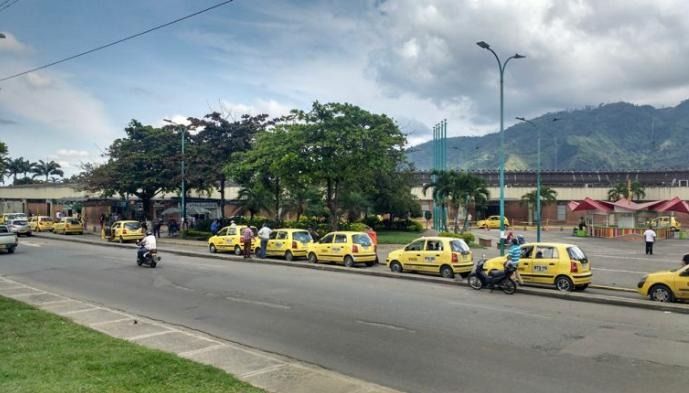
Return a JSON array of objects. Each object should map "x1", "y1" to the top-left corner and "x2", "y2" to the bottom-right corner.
[{"x1": 0, "y1": 276, "x2": 402, "y2": 393}]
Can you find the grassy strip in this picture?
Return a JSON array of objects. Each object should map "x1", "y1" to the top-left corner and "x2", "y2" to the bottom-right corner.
[
  {"x1": 0, "y1": 296, "x2": 263, "y2": 393},
  {"x1": 376, "y1": 231, "x2": 422, "y2": 244}
]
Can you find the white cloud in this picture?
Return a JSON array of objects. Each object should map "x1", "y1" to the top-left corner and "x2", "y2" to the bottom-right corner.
[
  {"x1": 0, "y1": 32, "x2": 32, "y2": 55},
  {"x1": 219, "y1": 99, "x2": 293, "y2": 120}
]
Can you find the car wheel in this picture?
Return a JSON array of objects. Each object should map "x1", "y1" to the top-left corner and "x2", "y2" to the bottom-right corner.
[
  {"x1": 574, "y1": 284, "x2": 589, "y2": 291},
  {"x1": 234, "y1": 245, "x2": 242, "y2": 256},
  {"x1": 344, "y1": 255, "x2": 354, "y2": 268},
  {"x1": 284, "y1": 251, "x2": 293, "y2": 261},
  {"x1": 389, "y1": 261, "x2": 403, "y2": 273},
  {"x1": 555, "y1": 276, "x2": 574, "y2": 292},
  {"x1": 209, "y1": 244, "x2": 217, "y2": 254},
  {"x1": 440, "y1": 265, "x2": 455, "y2": 279},
  {"x1": 468, "y1": 274, "x2": 482, "y2": 290},
  {"x1": 308, "y1": 252, "x2": 318, "y2": 264},
  {"x1": 649, "y1": 284, "x2": 674, "y2": 302}
]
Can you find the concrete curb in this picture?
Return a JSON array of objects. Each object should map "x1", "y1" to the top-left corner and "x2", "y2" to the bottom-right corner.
[{"x1": 31, "y1": 233, "x2": 689, "y2": 315}]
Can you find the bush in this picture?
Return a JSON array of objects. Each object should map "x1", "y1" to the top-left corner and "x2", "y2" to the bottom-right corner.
[
  {"x1": 349, "y1": 222, "x2": 368, "y2": 232},
  {"x1": 182, "y1": 229, "x2": 213, "y2": 241},
  {"x1": 380, "y1": 218, "x2": 423, "y2": 232},
  {"x1": 439, "y1": 231, "x2": 476, "y2": 245}
]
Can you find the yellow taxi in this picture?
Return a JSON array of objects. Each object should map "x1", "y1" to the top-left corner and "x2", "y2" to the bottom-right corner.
[
  {"x1": 265, "y1": 228, "x2": 313, "y2": 260},
  {"x1": 386, "y1": 236, "x2": 473, "y2": 279},
  {"x1": 208, "y1": 225, "x2": 259, "y2": 255},
  {"x1": 483, "y1": 242, "x2": 592, "y2": 291},
  {"x1": 53, "y1": 217, "x2": 84, "y2": 235},
  {"x1": 476, "y1": 215, "x2": 510, "y2": 229},
  {"x1": 648, "y1": 216, "x2": 681, "y2": 231},
  {"x1": 637, "y1": 264, "x2": 689, "y2": 302},
  {"x1": 102, "y1": 220, "x2": 144, "y2": 243},
  {"x1": 307, "y1": 231, "x2": 377, "y2": 267},
  {"x1": 28, "y1": 216, "x2": 54, "y2": 232}
]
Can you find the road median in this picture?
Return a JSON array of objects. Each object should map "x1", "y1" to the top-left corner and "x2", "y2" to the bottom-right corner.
[{"x1": 32, "y1": 232, "x2": 689, "y2": 315}]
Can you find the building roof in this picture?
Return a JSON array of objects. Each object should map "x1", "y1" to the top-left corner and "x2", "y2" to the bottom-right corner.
[{"x1": 569, "y1": 197, "x2": 689, "y2": 214}]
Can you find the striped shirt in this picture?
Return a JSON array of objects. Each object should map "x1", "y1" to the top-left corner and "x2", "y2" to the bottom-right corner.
[{"x1": 508, "y1": 245, "x2": 521, "y2": 266}]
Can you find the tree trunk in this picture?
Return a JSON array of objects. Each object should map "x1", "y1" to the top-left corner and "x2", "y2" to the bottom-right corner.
[
  {"x1": 326, "y1": 179, "x2": 339, "y2": 231},
  {"x1": 274, "y1": 178, "x2": 281, "y2": 223},
  {"x1": 219, "y1": 178, "x2": 226, "y2": 218},
  {"x1": 453, "y1": 203, "x2": 460, "y2": 233}
]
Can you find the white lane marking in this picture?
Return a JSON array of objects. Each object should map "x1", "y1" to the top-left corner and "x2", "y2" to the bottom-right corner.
[
  {"x1": 61, "y1": 307, "x2": 101, "y2": 315},
  {"x1": 90, "y1": 318, "x2": 134, "y2": 327},
  {"x1": 589, "y1": 253, "x2": 674, "y2": 262},
  {"x1": 129, "y1": 330, "x2": 175, "y2": 341},
  {"x1": 449, "y1": 300, "x2": 553, "y2": 320},
  {"x1": 178, "y1": 343, "x2": 226, "y2": 357},
  {"x1": 225, "y1": 295, "x2": 291, "y2": 310},
  {"x1": 592, "y1": 267, "x2": 650, "y2": 274},
  {"x1": 240, "y1": 364, "x2": 288, "y2": 378},
  {"x1": 356, "y1": 320, "x2": 416, "y2": 334},
  {"x1": 21, "y1": 241, "x2": 42, "y2": 247}
]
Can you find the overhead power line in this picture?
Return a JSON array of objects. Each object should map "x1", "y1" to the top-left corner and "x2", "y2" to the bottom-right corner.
[
  {"x1": 0, "y1": 0, "x2": 21, "y2": 13},
  {"x1": 0, "y1": 0, "x2": 235, "y2": 83}
]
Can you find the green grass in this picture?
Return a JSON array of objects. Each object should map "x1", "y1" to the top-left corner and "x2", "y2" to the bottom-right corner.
[
  {"x1": 376, "y1": 231, "x2": 422, "y2": 244},
  {"x1": 0, "y1": 296, "x2": 263, "y2": 393}
]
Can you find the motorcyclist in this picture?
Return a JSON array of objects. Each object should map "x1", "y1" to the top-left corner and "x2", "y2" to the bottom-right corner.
[{"x1": 137, "y1": 231, "x2": 157, "y2": 261}]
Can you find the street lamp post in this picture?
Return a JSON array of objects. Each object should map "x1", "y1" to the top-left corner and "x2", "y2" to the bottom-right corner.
[
  {"x1": 477, "y1": 41, "x2": 525, "y2": 256},
  {"x1": 164, "y1": 119, "x2": 186, "y2": 227},
  {"x1": 516, "y1": 117, "x2": 560, "y2": 242}
]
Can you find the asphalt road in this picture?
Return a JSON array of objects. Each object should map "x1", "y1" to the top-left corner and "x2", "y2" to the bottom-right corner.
[{"x1": 2, "y1": 238, "x2": 689, "y2": 393}]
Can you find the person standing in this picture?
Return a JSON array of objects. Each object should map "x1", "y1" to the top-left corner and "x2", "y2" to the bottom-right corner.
[
  {"x1": 242, "y1": 226, "x2": 254, "y2": 259},
  {"x1": 153, "y1": 217, "x2": 162, "y2": 238},
  {"x1": 507, "y1": 238, "x2": 524, "y2": 285},
  {"x1": 257, "y1": 223, "x2": 272, "y2": 259},
  {"x1": 99, "y1": 213, "x2": 106, "y2": 232},
  {"x1": 643, "y1": 226, "x2": 657, "y2": 255},
  {"x1": 210, "y1": 219, "x2": 219, "y2": 236}
]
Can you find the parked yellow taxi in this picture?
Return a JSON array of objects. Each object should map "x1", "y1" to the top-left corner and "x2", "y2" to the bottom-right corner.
[
  {"x1": 307, "y1": 231, "x2": 377, "y2": 267},
  {"x1": 53, "y1": 217, "x2": 84, "y2": 235},
  {"x1": 476, "y1": 215, "x2": 510, "y2": 229},
  {"x1": 28, "y1": 216, "x2": 54, "y2": 232},
  {"x1": 208, "y1": 225, "x2": 259, "y2": 255},
  {"x1": 265, "y1": 228, "x2": 313, "y2": 260},
  {"x1": 638, "y1": 264, "x2": 689, "y2": 302},
  {"x1": 648, "y1": 216, "x2": 681, "y2": 231},
  {"x1": 386, "y1": 236, "x2": 473, "y2": 279},
  {"x1": 102, "y1": 220, "x2": 143, "y2": 243},
  {"x1": 483, "y1": 242, "x2": 592, "y2": 291}
]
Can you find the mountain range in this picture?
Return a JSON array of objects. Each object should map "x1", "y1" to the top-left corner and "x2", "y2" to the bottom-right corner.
[{"x1": 406, "y1": 100, "x2": 689, "y2": 171}]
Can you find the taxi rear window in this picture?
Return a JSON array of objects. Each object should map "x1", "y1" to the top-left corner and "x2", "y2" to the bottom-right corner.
[
  {"x1": 450, "y1": 239, "x2": 470, "y2": 253},
  {"x1": 124, "y1": 222, "x2": 141, "y2": 230},
  {"x1": 567, "y1": 246, "x2": 587, "y2": 262},
  {"x1": 40, "y1": 217, "x2": 53, "y2": 222},
  {"x1": 352, "y1": 234, "x2": 372, "y2": 246},
  {"x1": 293, "y1": 231, "x2": 312, "y2": 243},
  {"x1": 68, "y1": 219, "x2": 81, "y2": 225}
]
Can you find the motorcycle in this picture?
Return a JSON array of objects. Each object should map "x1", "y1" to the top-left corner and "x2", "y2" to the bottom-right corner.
[
  {"x1": 136, "y1": 243, "x2": 161, "y2": 268},
  {"x1": 467, "y1": 255, "x2": 517, "y2": 294}
]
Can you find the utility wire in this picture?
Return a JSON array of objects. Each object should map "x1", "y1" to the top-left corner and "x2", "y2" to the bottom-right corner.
[
  {"x1": 0, "y1": 0, "x2": 20, "y2": 13},
  {"x1": 0, "y1": 0, "x2": 235, "y2": 82}
]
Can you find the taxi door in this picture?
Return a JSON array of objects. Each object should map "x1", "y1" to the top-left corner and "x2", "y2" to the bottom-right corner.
[
  {"x1": 488, "y1": 216, "x2": 500, "y2": 228},
  {"x1": 267, "y1": 230, "x2": 287, "y2": 256},
  {"x1": 529, "y1": 245, "x2": 559, "y2": 284},
  {"x1": 227, "y1": 226, "x2": 242, "y2": 250},
  {"x1": 313, "y1": 233, "x2": 334, "y2": 261},
  {"x1": 28, "y1": 217, "x2": 37, "y2": 231},
  {"x1": 398, "y1": 239, "x2": 425, "y2": 270},
  {"x1": 419, "y1": 239, "x2": 443, "y2": 272},
  {"x1": 330, "y1": 233, "x2": 349, "y2": 262},
  {"x1": 674, "y1": 266, "x2": 689, "y2": 300},
  {"x1": 213, "y1": 227, "x2": 230, "y2": 251}
]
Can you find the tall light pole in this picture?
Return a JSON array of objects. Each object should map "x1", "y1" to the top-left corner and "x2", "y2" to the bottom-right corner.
[
  {"x1": 477, "y1": 41, "x2": 525, "y2": 255},
  {"x1": 164, "y1": 119, "x2": 186, "y2": 227},
  {"x1": 516, "y1": 116, "x2": 560, "y2": 242}
]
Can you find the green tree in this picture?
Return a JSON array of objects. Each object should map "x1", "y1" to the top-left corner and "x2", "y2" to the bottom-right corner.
[
  {"x1": 520, "y1": 187, "x2": 558, "y2": 224},
  {"x1": 423, "y1": 170, "x2": 489, "y2": 233},
  {"x1": 370, "y1": 166, "x2": 420, "y2": 224},
  {"x1": 288, "y1": 102, "x2": 407, "y2": 230},
  {"x1": 607, "y1": 181, "x2": 645, "y2": 201},
  {"x1": 80, "y1": 120, "x2": 180, "y2": 219},
  {"x1": 236, "y1": 184, "x2": 272, "y2": 220},
  {"x1": 188, "y1": 113, "x2": 270, "y2": 218},
  {"x1": 0, "y1": 142, "x2": 7, "y2": 183},
  {"x1": 5, "y1": 157, "x2": 32, "y2": 184},
  {"x1": 31, "y1": 160, "x2": 64, "y2": 182}
]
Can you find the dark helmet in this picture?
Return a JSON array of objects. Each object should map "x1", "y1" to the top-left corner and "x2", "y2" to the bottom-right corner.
[
  {"x1": 146, "y1": 231, "x2": 153, "y2": 236},
  {"x1": 511, "y1": 238, "x2": 519, "y2": 245}
]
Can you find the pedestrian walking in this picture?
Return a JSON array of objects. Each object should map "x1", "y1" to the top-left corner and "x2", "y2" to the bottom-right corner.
[
  {"x1": 242, "y1": 226, "x2": 254, "y2": 259},
  {"x1": 99, "y1": 213, "x2": 106, "y2": 232},
  {"x1": 153, "y1": 217, "x2": 161, "y2": 238},
  {"x1": 643, "y1": 226, "x2": 657, "y2": 255},
  {"x1": 258, "y1": 223, "x2": 272, "y2": 258},
  {"x1": 229, "y1": 220, "x2": 237, "y2": 230},
  {"x1": 308, "y1": 226, "x2": 320, "y2": 242},
  {"x1": 366, "y1": 226, "x2": 378, "y2": 245},
  {"x1": 210, "y1": 219, "x2": 220, "y2": 235}
]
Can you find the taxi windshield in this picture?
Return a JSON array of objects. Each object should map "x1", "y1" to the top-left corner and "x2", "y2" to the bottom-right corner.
[{"x1": 11, "y1": 220, "x2": 28, "y2": 225}]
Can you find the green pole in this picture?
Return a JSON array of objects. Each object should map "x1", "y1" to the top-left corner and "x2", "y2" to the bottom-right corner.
[
  {"x1": 536, "y1": 124, "x2": 541, "y2": 242},
  {"x1": 181, "y1": 127, "x2": 186, "y2": 228}
]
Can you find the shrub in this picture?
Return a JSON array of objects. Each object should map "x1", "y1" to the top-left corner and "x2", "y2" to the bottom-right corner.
[
  {"x1": 380, "y1": 218, "x2": 423, "y2": 232},
  {"x1": 182, "y1": 229, "x2": 212, "y2": 241},
  {"x1": 349, "y1": 222, "x2": 368, "y2": 232},
  {"x1": 439, "y1": 231, "x2": 476, "y2": 244}
]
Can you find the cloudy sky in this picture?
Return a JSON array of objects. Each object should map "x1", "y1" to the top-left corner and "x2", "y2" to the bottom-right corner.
[{"x1": 2, "y1": 0, "x2": 689, "y2": 176}]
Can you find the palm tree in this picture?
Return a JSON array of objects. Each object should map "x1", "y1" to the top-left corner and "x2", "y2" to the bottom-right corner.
[
  {"x1": 423, "y1": 170, "x2": 489, "y2": 233},
  {"x1": 5, "y1": 157, "x2": 32, "y2": 184},
  {"x1": 521, "y1": 187, "x2": 558, "y2": 224},
  {"x1": 607, "y1": 181, "x2": 645, "y2": 201},
  {"x1": 31, "y1": 160, "x2": 64, "y2": 182},
  {"x1": 236, "y1": 185, "x2": 272, "y2": 220}
]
